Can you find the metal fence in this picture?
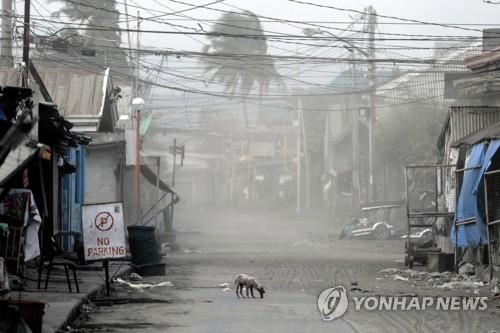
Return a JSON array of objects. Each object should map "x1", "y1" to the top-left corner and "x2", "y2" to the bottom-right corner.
[
  {"x1": 405, "y1": 165, "x2": 457, "y2": 268},
  {"x1": 406, "y1": 165, "x2": 457, "y2": 216},
  {"x1": 484, "y1": 169, "x2": 500, "y2": 279}
]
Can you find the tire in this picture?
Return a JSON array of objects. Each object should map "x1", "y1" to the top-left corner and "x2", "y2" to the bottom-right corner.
[{"x1": 373, "y1": 224, "x2": 391, "y2": 240}]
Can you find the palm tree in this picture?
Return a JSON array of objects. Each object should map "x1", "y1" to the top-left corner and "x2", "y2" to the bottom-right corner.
[
  {"x1": 48, "y1": 0, "x2": 130, "y2": 77},
  {"x1": 202, "y1": 10, "x2": 281, "y2": 128}
]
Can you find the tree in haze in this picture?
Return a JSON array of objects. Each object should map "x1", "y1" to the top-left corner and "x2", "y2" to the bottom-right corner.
[
  {"x1": 202, "y1": 10, "x2": 282, "y2": 128},
  {"x1": 48, "y1": 0, "x2": 130, "y2": 78}
]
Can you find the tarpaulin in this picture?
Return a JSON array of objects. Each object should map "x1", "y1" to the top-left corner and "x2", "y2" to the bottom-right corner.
[
  {"x1": 0, "y1": 189, "x2": 42, "y2": 261},
  {"x1": 452, "y1": 140, "x2": 500, "y2": 247}
]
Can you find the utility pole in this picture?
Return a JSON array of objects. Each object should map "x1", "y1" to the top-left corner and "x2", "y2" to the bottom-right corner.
[
  {"x1": 366, "y1": 6, "x2": 377, "y2": 203},
  {"x1": 323, "y1": 112, "x2": 329, "y2": 176},
  {"x1": 135, "y1": 106, "x2": 141, "y2": 211},
  {"x1": 350, "y1": 50, "x2": 360, "y2": 214},
  {"x1": 300, "y1": 100, "x2": 310, "y2": 209},
  {"x1": 169, "y1": 139, "x2": 184, "y2": 226},
  {"x1": 155, "y1": 156, "x2": 161, "y2": 226},
  {"x1": 123, "y1": 0, "x2": 132, "y2": 56},
  {"x1": 1, "y1": 0, "x2": 13, "y2": 66},
  {"x1": 134, "y1": 11, "x2": 140, "y2": 98},
  {"x1": 22, "y1": 0, "x2": 30, "y2": 87},
  {"x1": 296, "y1": 99, "x2": 302, "y2": 213},
  {"x1": 132, "y1": 99, "x2": 145, "y2": 225}
]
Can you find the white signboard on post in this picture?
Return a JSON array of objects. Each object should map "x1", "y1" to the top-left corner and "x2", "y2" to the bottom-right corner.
[{"x1": 82, "y1": 202, "x2": 126, "y2": 261}]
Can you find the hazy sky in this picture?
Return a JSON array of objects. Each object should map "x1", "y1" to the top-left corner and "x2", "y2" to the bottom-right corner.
[
  {"x1": 29, "y1": 1, "x2": 500, "y2": 108},
  {"x1": 34, "y1": 0, "x2": 500, "y2": 54},
  {"x1": 16, "y1": 0, "x2": 499, "y2": 130},
  {"x1": 124, "y1": 0, "x2": 500, "y2": 51}
]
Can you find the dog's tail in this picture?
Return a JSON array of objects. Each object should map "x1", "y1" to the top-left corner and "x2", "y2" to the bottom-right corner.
[{"x1": 234, "y1": 275, "x2": 239, "y2": 289}]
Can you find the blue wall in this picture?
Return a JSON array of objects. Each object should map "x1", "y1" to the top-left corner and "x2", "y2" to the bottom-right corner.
[{"x1": 62, "y1": 145, "x2": 86, "y2": 235}]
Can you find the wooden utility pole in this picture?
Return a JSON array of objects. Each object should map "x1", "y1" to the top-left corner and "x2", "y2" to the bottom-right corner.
[
  {"x1": 134, "y1": 12, "x2": 141, "y2": 219},
  {"x1": 366, "y1": 6, "x2": 377, "y2": 202},
  {"x1": 1, "y1": 0, "x2": 13, "y2": 66},
  {"x1": 323, "y1": 112, "x2": 329, "y2": 176},
  {"x1": 300, "y1": 100, "x2": 310, "y2": 209},
  {"x1": 123, "y1": 0, "x2": 132, "y2": 56},
  {"x1": 350, "y1": 50, "x2": 360, "y2": 214},
  {"x1": 296, "y1": 99, "x2": 302, "y2": 213},
  {"x1": 22, "y1": 0, "x2": 30, "y2": 87},
  {"x1": 169, "y1": 139, "x2": 184, "y2": 226},
  {"x1": 134, "y1": 11, "x2": 140, "y2": 97},
  {"x1": 135, "y1": 108, "x2": 141, "y2": 210}
]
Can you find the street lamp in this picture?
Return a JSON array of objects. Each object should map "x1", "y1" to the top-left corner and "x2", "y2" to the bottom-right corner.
[{"x1": 132, "y1": 97, "x2": 145, "y2": 220}]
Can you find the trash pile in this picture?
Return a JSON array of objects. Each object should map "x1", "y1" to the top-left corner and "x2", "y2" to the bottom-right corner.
[{"x1": 379, "y1": 267, "x2": 486, "y2": 291}]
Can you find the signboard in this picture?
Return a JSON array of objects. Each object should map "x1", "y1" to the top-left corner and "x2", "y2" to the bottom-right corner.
[{"x1": 82, "y1": 202, "x2": 126, "y2": 261}]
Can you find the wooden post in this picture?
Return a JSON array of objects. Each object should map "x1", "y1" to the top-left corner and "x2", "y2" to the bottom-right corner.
[
  {"x1": 103, "y1": 259, "x2": 110, "y2": 296},
  {"x1": 135, "y1": 109, "x2": 141, "y2": 208},
  {"x1": 171, "y1": 139, "x2": 177, "y2": 224},
  {"x1": 22, "y1": 0, "x2": 30, "y2": 87},
  {"x1": 366, "y1": 5, "x2": 377, "y2": 202}
]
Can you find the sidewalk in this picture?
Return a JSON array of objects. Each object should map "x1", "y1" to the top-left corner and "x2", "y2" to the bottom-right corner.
[{"x1": 1, "y1": 262, "x2": 131, "y2": 333}]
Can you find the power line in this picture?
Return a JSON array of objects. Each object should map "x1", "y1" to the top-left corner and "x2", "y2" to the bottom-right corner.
[{"x1": 286, "y1": 0, "x2": 492, "y2": 34}]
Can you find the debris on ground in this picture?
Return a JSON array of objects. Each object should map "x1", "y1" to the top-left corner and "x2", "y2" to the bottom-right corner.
[
  {"x1": 349, "y1": 286, "x2": 372, "y2": 293},
  {"x1": 437, "y1": 281, "x2": 484, "y2": 290},
  {"x1": 222, "y1": 287, "x2": 231, "y2": 292},
  {"x1": 379, "y1": 268, "x2": 487, "y2": 290},
  {"x1": 128, "y1": 273, "x2": 144, "y2": 282},
  {"x1": 393, "y1": 275, "x2": 409, "y2": 281},
  {"x1": 380, "y1": 268, "x2": 400, "y2": 274},
  {"x1": 458, "y1": 263, "x2": 475, "y2": 276},
  {"x1": 219, "y1": 282, "x2": 229, "y2": 288},
  {"x1": 114, "y1": 278, "x2": 173, "y2": 292}
]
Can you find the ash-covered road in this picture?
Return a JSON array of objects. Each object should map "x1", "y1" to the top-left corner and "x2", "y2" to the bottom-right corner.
[{"x1": 77, "y1": 208, "x2": 500, "y2": 333}]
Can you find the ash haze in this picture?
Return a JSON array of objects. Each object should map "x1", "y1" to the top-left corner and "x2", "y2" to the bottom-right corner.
[{"x1": 4, "y1": 0, "x2": 500, "y2": 332}]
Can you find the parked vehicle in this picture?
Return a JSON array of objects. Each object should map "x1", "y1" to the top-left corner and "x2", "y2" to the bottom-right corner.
[{"x1": 339, "y1": 217, "x2": 394, "y2": 240}]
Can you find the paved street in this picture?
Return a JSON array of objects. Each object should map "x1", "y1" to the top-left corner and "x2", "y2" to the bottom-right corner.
[{"x1": 74, "y1": 207, "x2": 500, "y2": 332}]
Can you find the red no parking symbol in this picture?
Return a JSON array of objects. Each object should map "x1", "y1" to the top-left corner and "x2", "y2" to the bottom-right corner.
[{"x1": 94, "y1": 212, "x2": 114, "y2": 231}]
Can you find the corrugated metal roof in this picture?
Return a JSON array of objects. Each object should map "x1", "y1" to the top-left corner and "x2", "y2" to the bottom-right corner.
[
  {"x1": 449, "y1": 106, "x2": 500, "y2": 143},
  {"x1": 0, "y1": 67, "x2": 105, "y2": 117},
  {"x1": 39, "y1": 68, "x2": 106, "y2": 117},
  {"x1": 0, "y1": 67, "x2": 121, "y2": 132},
  {"x1": 453, "y1": 120, "x2": 500, "y2": 146}
]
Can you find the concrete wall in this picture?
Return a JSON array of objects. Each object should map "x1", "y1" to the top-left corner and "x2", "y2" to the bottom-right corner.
[{"x1": 84, "y1": 145, "x2": 121, "y2": 205}]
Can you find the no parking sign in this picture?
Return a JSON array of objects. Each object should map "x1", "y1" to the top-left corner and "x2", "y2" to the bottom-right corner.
[{"x1": 82, "y1": 202, "x2": 126, "y2": 261}]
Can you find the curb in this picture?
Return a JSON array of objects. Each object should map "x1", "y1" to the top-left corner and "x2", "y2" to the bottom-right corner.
[{"x1": 56, "y1": 265, "x2": 133, "y2": 332}]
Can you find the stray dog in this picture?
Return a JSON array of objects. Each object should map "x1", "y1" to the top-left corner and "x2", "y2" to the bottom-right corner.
[{"x1": 234, "y1": 274, "x2": 265, "y2": 299}]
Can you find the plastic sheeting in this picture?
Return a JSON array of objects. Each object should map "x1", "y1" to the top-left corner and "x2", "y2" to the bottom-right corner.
[{"x1": 452, "y1": 140, "x2": 500, "y2": 247}]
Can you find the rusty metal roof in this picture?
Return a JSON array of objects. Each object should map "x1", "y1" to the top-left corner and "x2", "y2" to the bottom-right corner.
[
  {"x1": 449, "y1": 106, "x2": 500, "y2": 143},
  {"x1": 438, "y1": 106, "x2": 500, "y2": 149},
  {"x1": 453, "y1": 120, "x2": 500, "y2": 146},
  {"x1": 0, "y1": 67, "x2": 120, "y2": 132}
]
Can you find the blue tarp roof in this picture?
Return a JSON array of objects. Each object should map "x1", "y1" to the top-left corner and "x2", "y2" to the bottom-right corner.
[{"x1": 452, "y1": 139, "x2": 500, "y2": 247}]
